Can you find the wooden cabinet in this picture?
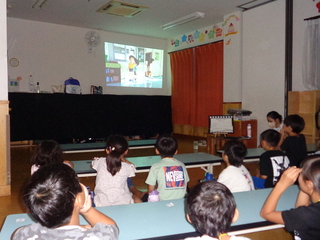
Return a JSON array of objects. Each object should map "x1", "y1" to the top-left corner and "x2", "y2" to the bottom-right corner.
[
  {"x1": 206, "y1": 119, "x2": 258, "y2": 155},
  {"x1": 229, "y1": 120, "x2": 258, "y2": 148},
  {"x1": 288, "y1": 90, "x2": 320, "y2": 144}
]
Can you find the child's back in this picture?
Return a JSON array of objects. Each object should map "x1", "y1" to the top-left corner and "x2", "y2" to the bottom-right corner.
[
  {"x1": 145, "y1": 134, "x2": 189, "y2": 201},
  {"x1": 261, "y1": 155, "x2": 320, "y2": 240},
  {"x1": 218, "y1": 165, "x2": 253, "y2": 192},
  {"x1": 281, "y1": 134, "x2": 307, "y2": 167},
  {"x1": 146, "y1": 157, "x2": 189, "y2": 200},
  {"x1": 217, "y1": 140, "x2": 254, "y2": 193},
  {"x1": 92, "y1": 135, "x2": 135, "y2": 207},
  {"x1": 259, "y1": 129, "x2": 290, "y2": 188},
  {"x1": 92, "y1": 157, "x2": 135, "y2": 206}
]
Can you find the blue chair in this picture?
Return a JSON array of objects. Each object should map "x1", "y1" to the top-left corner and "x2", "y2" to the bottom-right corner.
[{"x1": 252, "y1": 176, "x2": 265, "y2": 189}]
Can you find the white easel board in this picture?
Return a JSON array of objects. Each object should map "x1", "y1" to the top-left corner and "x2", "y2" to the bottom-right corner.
[{"x1": 208, "y1": 115, "x2": 234, "y2": 134}]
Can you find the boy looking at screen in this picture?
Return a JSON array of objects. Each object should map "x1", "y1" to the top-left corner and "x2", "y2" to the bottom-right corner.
[
  {"x1": 145, "y1": 134, "x2": 189, "y2": 200},
  {"x1": 12, "y1": 163, "x2": 118, "y2": 240},
  {"x1": 185, "y1": 181, "x2": 250, "y2": 240}
]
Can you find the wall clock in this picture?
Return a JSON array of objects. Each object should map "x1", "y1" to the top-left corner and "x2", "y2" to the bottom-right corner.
[{"x1": 9, "y1": 58, "x2": 19, "y2": 67}]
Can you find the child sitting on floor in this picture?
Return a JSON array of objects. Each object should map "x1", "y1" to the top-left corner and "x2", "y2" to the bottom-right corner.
[
  {"x1": 259, "y1": 129, "x2": 290, "y2": 188},
  {"x1": 145, "y1": 134, "x2": 189, "y2": 201},
  {"x1": 217, "y1": 140, "x2": 254, "y2": 193},
  {"x1": 260, "y1": 155, "x2": 320, "y2": 240},
  {"x1": 12, "y1": 163, "x2": 118, "y2": 240},
  {"x1": 185, "y1": 181, "x2": 251, "y2": 240},
  {"x1": 278, "y1": 114, "x2": 307, "y2": 167},
  {"x1": 30, "y1": 140, "x2": 73, "y2": 174},
  {"x1": 92, "y1": 134, "x2": 141, "y2": 206}
]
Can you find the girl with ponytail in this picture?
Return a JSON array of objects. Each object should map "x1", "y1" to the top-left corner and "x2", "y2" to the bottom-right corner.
[{"x1": 92, "y1": 134, "x2": 137, "y2": 207}]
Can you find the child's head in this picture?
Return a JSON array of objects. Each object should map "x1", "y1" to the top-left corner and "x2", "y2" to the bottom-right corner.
[
  {"x1": 129, "y1": 55, "x2": 134, "y2": 62},
  {"x1": 105, "y1": 134, "x2": 128, "y2": 176},
  {"x1": 31, "y1": 140, "x2": 64, "y2": 167},
  {"x1": 186, "y1": 181, "x2": 238, "y2": 238},
  {"x1": 23, "y1": 163, "x2": 82, "y2": 228},
  {"x1": 223, "y1": 140, "x2": 247, "y2": 167},
  {"x1": 155, "y1": 134, "x2": 178, "y2": 158},
  {"x1": 266, "y1": 111, "x2": 282, "y2": 128},
  {"x1": 260, "y1": 129, "x2": 281, "y2": 149},
  {"x1": 300, "y1": 155, "x2": 320, "y2": 193},
  {"x1": 129, "y1": 55, "x2": 138, "y2": 65},
  {"x1": 283, "y1": 114, "x2": 305, "y2": 134}
]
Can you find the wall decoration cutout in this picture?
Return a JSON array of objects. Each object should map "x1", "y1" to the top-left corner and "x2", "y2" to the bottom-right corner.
[
  {"x1": 216, "y1": 28, "x2": 223, "y2": 37},
  {"x1": 224, "y1": 14, "x2": 240, "y2": 37},
  {"x1": 194, "y1": 31, "x2": 200, "y2": 39},
  {"x1": 181, "y1": 35, "x2": 187, "y2": 43},
  {"x1": 223, "y1": 15, "x2": 241, "y2": 26},
  {"x1": 317, "y1": 2, "x2": 320, "y2": 12},
  {"x1": 225, "y1": 23, "x2": 238, "y2": 36},
  {"x1": 169, "y1": 23, "x2": 224, "y2": 48}
]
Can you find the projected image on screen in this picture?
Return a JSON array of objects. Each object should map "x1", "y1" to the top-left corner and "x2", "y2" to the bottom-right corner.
[{"x1": 104, "y1": 42, "x2": 164, "y2": 88}]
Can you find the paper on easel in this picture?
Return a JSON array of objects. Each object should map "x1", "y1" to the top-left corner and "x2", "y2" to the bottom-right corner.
[{"x1": 209, "y1": 115, "x2": 234, "y2": 133}]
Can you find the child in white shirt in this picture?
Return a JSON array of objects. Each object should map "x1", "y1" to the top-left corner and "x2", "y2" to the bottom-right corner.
[{"x1": 217, "y1": 140, "x2": 254, "y2": 193}]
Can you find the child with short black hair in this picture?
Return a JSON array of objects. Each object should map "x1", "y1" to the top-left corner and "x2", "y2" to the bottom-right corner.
[
  {"x1": 30, "y1": 140, "x2": 73, "y2": 174},
  {"x1": 145, "y1": 134, "x2": 189, "y2": 200},
  {"x1": 185, "y1": 181, "x2": 250, "y2": 240},
  {"x1": 217, "y1": 140, "x2": 254, "y2": 193},
  {"x1": 278, "y1": 114, "x2": 307, "y2": 167},
  {"x1": 12, "y1": 163, "x2": 118, "y2": 240},
  {"x1": 261, "y1": 155, "x2": 320, "y2": 240},
  {"x1": 259, "y1": 129, "x2": 290, "y2": 188}
]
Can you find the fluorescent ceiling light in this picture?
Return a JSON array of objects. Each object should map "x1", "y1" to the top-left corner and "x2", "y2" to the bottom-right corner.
[
  {"x1": 161, "y1": 12, "x2": 205, "y2": 30},
  {"x1": 32, "y1": 0, "x2": 50, "y2": 9},
  {"x1": 237, "y1": 0, "x2": 276, "y2": 11}
]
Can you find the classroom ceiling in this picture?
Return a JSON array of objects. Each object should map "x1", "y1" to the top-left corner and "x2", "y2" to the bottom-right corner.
[{"x1": 6, "y1": 0, "x2": 274, "y2": 39}]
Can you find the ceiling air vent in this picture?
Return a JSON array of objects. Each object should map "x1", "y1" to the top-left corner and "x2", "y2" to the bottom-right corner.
[{"x1": 97, "y1": 0, "x2": 148, "y2": 17}]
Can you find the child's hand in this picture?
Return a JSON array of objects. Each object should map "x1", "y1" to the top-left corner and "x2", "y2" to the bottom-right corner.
[
  {"x1": 277, "y1": 166, "x2": 302, "y2": 188},
  {"x1": 79, "y1": 184, "x2": 92, "y2": 214}
]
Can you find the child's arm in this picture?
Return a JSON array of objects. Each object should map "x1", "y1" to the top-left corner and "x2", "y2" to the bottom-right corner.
[
  {"x1": 122, "y1": 158, "x2": 133, "y2": 165},
  {"x1": 259, "y1": 174, "x2": 268, "y2": 179},
  {"x1": 295, "y1": 190, "x2": 311, "y2": 207},
  {"x1": 260, "y1": 167, "x2": 302, "y2": 224},
  {"x1": 80, "y1": 185, "x2": 116, "y2": 226},
  {"x1": 277, "y1": 128, "x2": 286, "y2": 150},
  {"x1": 81, "y1": 207, "x2": 116, "y2": 226},
  {"x1": 148, "y1": 185, "x2": 156, "y2": 193}
]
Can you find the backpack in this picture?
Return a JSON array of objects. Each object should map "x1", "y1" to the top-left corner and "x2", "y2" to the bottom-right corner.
[{"x1": 64, "y1": 77, "x2": 81, "y2": 94}]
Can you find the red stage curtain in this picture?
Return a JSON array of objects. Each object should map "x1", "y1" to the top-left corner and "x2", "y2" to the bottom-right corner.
[{"x1": 170, "y1": 41, "x2": 223, "y2": 132}]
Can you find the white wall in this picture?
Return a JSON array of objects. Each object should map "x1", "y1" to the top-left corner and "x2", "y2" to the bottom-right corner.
[
  {"x1": 223, "y1": 12, "x2": 242, "y2": 102},
  {"x1": 7, "y1": 18, "x2": 170, "y2": 95},
  {"x1": 242, "y1": 0, "x2": 286, "y2": 138},
  {"x1": 0, "y1": 1, "x2": 7, "y2": 100},
  {"x1": 292, "y1": 0, "x2": 320, "y2": 91}
]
